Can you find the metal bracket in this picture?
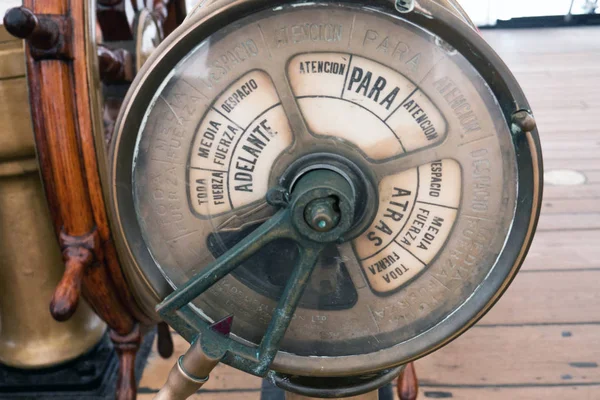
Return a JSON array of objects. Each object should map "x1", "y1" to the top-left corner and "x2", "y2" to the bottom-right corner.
[{"x1": 156, "y1": 170, "x2": 356, "y2": 377}]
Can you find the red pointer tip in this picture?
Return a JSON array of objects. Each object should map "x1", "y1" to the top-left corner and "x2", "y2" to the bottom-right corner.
[{"x1": 210, "y1": 315, "x2": 234, "y2": 336}]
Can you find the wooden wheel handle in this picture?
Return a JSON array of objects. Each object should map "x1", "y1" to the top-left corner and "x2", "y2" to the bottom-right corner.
[
  {"x1": 50, "y1": 246, "x2": 92, "y2": 321},
  {"x1": 4, "y1": 6, "x2": 59, "y2": 49},
  {"x1": 398, "y1": 362, "x2": 419, "y2": 400}
]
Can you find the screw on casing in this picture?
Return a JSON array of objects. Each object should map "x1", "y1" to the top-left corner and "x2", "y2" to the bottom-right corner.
[
  {"x1": 511, "y1": 110, "x2": 537, "y2": 135},
  {"x1": 395, "y1": 0, "x2": 415, "y2": 13}
]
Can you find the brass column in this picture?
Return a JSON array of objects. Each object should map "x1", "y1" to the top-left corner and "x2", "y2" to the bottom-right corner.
[{"x1": 0, "y1": 26, "x2": 105, "y2": 369}]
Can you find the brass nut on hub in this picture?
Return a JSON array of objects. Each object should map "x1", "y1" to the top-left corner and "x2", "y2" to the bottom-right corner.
[{"x1": 304, "y1": 197, "x2": 340, "y2": 232}]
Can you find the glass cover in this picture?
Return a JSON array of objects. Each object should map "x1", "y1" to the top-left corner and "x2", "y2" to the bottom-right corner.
[{"x1": 131, "y1": 3, "x2": 517, "y2": 359}]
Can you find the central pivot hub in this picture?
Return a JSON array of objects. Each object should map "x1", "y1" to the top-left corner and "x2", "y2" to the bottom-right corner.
[
  {"x1": 287, "y1": 169, "x2": 356, "y2": 243},
  {"x1": 304, "y1": 197, "x2": 340, "y2": 232},
  {"x1": 278, "y1": 153, "x2": 378, "y2": 241}
]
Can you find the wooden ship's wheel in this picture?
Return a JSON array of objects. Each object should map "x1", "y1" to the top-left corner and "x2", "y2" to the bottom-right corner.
[{"x1": 3, "y1": 1, "x2": 185, "y2": 399}]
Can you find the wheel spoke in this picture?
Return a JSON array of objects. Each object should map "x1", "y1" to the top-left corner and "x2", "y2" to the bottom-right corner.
[
  {"x1": 266, "y1": 65, "x2": 314, "y2": 147},
  {"x1": 370, "y1": 134, "x2": 460, "y2": 180}
]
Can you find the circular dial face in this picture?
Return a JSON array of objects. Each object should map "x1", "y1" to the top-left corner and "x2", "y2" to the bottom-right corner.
[{"x1": 122, "y1": 2, "x2": 519, "y2": 371}]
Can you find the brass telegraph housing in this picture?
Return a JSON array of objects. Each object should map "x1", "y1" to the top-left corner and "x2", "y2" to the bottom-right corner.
[{"x1": 108, "y1": 0, "x2": 542, "y2": 396}]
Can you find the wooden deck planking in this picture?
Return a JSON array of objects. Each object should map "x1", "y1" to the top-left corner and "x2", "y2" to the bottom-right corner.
[
  {"x1": 541, "y1": 159, "x2": 600, "y2": 171},
  {"x1": 416, "y1": 386, "x2": 600, "y2": 400},
  {"x1": 522, "y1": 230, "x2": 599, "y2": 270},
  {"x1": 418, "y1": 325, "x2": 600, "y2": 386},
  {"x1": 586, "y1": 171, "x2": 600, "y2": 183},
  {"x1": 140, "y1": 26, "x2": 600, "y2": 399},
  {"x1": 541, "y1": 198, "x2": 600, "y2": 214},
  {"x1": 542, "y1": 140, "x2": 600, "y2": 151},
  {"x1": 479, "y1": 270, "x2": 600, "y2": 325},
  {"x1": 543, "y1": 184, "x2": 600, "y2": 199},
  {"x1": 536, "y1": 213, "x2": 600, "y2": 232}
]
